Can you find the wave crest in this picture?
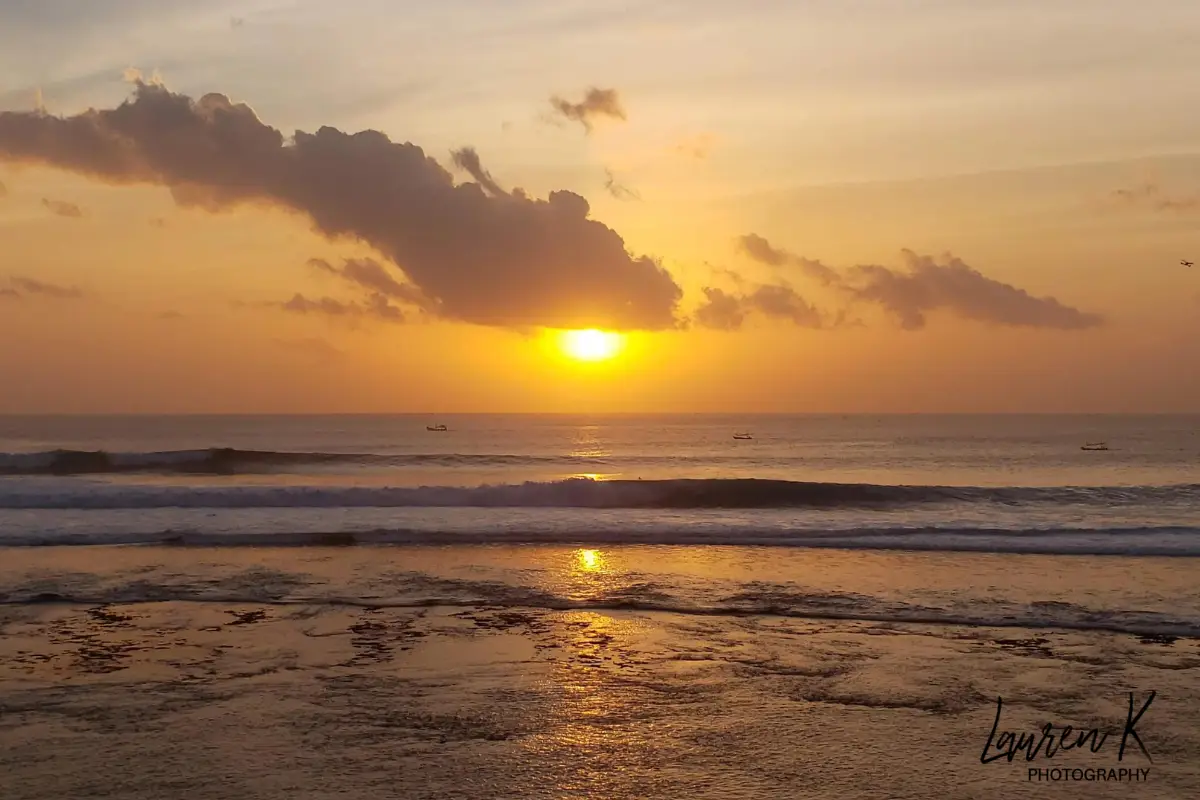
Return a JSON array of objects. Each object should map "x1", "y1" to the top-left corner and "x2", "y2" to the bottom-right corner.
[{"x1": 1, "y1": 475, "x2": 1198, "y2": 510}]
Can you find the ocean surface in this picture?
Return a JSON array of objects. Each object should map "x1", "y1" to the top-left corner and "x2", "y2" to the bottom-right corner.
[
  {"x1": 0, "y1": 413, "x2": 1197, "y2": 554},
  {"x1": 2, "y1": 415, "x2": 1197, "y2": 797}
]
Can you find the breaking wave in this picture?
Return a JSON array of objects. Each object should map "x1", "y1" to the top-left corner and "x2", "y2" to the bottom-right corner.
[
  {"x1": 1, "y1": 524, "x2": 1199, "y2": 556},
  {"x1": 0, "y1": 474, "x2": 1197, "y2": 510},
  {"x1": 0, "y1": 447, "x2": 589, "y2": 475}
]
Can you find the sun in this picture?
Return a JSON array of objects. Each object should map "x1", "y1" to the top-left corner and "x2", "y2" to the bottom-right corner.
[{"x1": 558, "y1": 329, "x2": 624, "y2": 362}]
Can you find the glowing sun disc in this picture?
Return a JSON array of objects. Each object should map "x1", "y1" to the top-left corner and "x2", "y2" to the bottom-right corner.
[{"x1": 559, "y1": 329, "x2": 623, "y2": 361}]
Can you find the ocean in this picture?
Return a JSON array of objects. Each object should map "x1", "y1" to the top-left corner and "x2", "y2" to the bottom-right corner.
[{"x1": 1, "y1": 414, "x2": 1197, "y2": 798}]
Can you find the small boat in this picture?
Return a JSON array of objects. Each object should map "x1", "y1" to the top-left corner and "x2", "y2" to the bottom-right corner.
[
  {"x1": 732, "y1": 433, "x2": 753, "y2": 440},
  {"x1": 426, "y1": 424, "x2": 448, "y2": 432},
  {"x1": 1081, "y1": 442, "x2": 1108, "y2": 451}
]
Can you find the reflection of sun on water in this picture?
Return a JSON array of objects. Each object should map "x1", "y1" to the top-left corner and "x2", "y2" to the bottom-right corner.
[{"x1": 577, "y1": 549, "x2": 604, "y2": 572}]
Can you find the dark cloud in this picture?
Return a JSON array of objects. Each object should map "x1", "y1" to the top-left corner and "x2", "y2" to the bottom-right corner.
[
  {"x1": 738, "y1": 233, "x2": 840, "y2": 285},
  {"x1": 693, "y1": 282, "x2": 827, "y2": 331},
  {"x1": 549, "y1": 87, "x2": 627, "y2": 134},
  {"x1": 41, "y1": 198, "x2": 83, "y2": 218},
  {"x1": 739, "y1": 235, "x2": 1102, "y2": 331},
  {"x1": 693, "y1": 287, "x2": 746, "y2": 330},
  {"x1": 0, "y1": 81, "x2": 682, "y2": 331},
  {"x1": 7, "y1": 276, "x2": 86, "y2": 299},
  {"x1": 1112, "y1": 183, "x2": 1200, "y2": 212},
  {"x1": 746, "y1": 284, "x2": 823, "y2": 327},
  {"x1": 603, "y1": 169, "x2": 641, "y2": 201},
  {"x1": 848, "y1": 251, "x2": 1104, "y2": 331},
  {"x1": 279, "y1": 292, "x2": 404, "y2": 324}
]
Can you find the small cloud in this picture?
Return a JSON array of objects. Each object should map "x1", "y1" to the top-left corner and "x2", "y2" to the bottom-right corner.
[
  {"x1": 277, "y1": 292, "x2": 404, "y2": 324},
  {"x1": 548, "y1": 87, "x2": 626, "y2": 134},
  {"x1": 7, "y1": 276, "x2": 86, "y2": 299},
  {"x1": 41, "y1": 198, "x2": 83, "y2": 218},
  {"x1": 738, "y1": 233, "x2": 840, "y2": 285},
  {"x1": 671, "y1": 133, "x2": 717, "y2": 160},
  {"x1": 693, "y1": 287, "x2": 746, "y2": 330},
  {"x1": 1111, "y1": 183, "x2": 1200, "y2": 212},
  {"x1": 693, "y1": 281, "x2": 827, "y2": 331},
  {"x1": 273, "y1": 337, "x2": 343, "y2": 360},
  {"x1": 738, "y1": 234, "x2": 1103, "y2": 331},
  {"x1": 603, "y1": 169, "x2": 641, "y2": 201}
]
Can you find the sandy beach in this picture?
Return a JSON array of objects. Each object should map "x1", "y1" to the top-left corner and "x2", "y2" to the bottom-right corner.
[{"x1": 1, "y1": 545, "x2": 1195, "y2": 799}]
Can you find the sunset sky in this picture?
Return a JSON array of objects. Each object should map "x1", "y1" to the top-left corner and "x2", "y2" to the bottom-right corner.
[{"x1": 1, "y1": 0, "x2": 1199, "y2": 413}]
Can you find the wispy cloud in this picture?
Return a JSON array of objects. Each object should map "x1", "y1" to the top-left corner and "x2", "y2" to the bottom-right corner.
[
  {"x1": 1111, "y1": 183, "x2": 1200, "y2": 212},
  {"x1": 603, "y1": 169, "x2": 640, "y2": 201},
  {"x1": 548, "y1": 87, "x2": 626, "y2": 134},
  {"x1": 7, "y1": 276, "x2": 86, "y2": 299},
  {"x1": 41, "y1": 198, "x2": 83, "y2": 218},
  {"x1": 307, "y1": 257, "x2": 432, "y2": 310},
  {"x1": 277, "y1": 292, "x2": 404, "y2": 324}
]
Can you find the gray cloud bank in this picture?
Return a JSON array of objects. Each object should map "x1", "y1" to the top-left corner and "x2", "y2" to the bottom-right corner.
[
  {"x1": 692, "y1": 235, "x2": 1103, "y2": 332},
  {"x1": 0, "y1": 81, "x2": 681, "y2": 331}
]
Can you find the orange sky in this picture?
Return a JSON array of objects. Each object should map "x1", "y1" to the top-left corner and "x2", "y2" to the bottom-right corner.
[{"x1": 1, "y1": 1, "x2": 1199, "y2": 413}]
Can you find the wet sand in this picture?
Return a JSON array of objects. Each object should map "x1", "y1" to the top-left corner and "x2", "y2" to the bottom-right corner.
[{"x1": 2, "y1": 590, "x2": 1197, "y2": 798}]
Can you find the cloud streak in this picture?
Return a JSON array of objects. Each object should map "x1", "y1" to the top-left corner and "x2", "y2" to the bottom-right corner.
[
  {"x1": 0, "y1": 81, "x2": 682, "y2": 331},
  {"x1": 278, "y1": 292, "x2": 404, "y2": 324},
  {"x1": 5, "y1": 276, "x2": 86, "y2": 299},
  {"x1": 548, "y1": 87, "x2": 627, "y2": 134},
  {"x1": 41, "y1": 198, "x2": 83, "y2": 218},
  {"x1": 603, "y1": 169, "x2": 640, "y2": 201},
  {"x1": 1112, "y1": 183, "x2": 1200, "y2": 212},
  {"x1": 739, "y1": 235, "x2": 1103, "y2": 331},
  {"x1": 307, "y1": 256, "x2": 432, "y2": 311}
]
